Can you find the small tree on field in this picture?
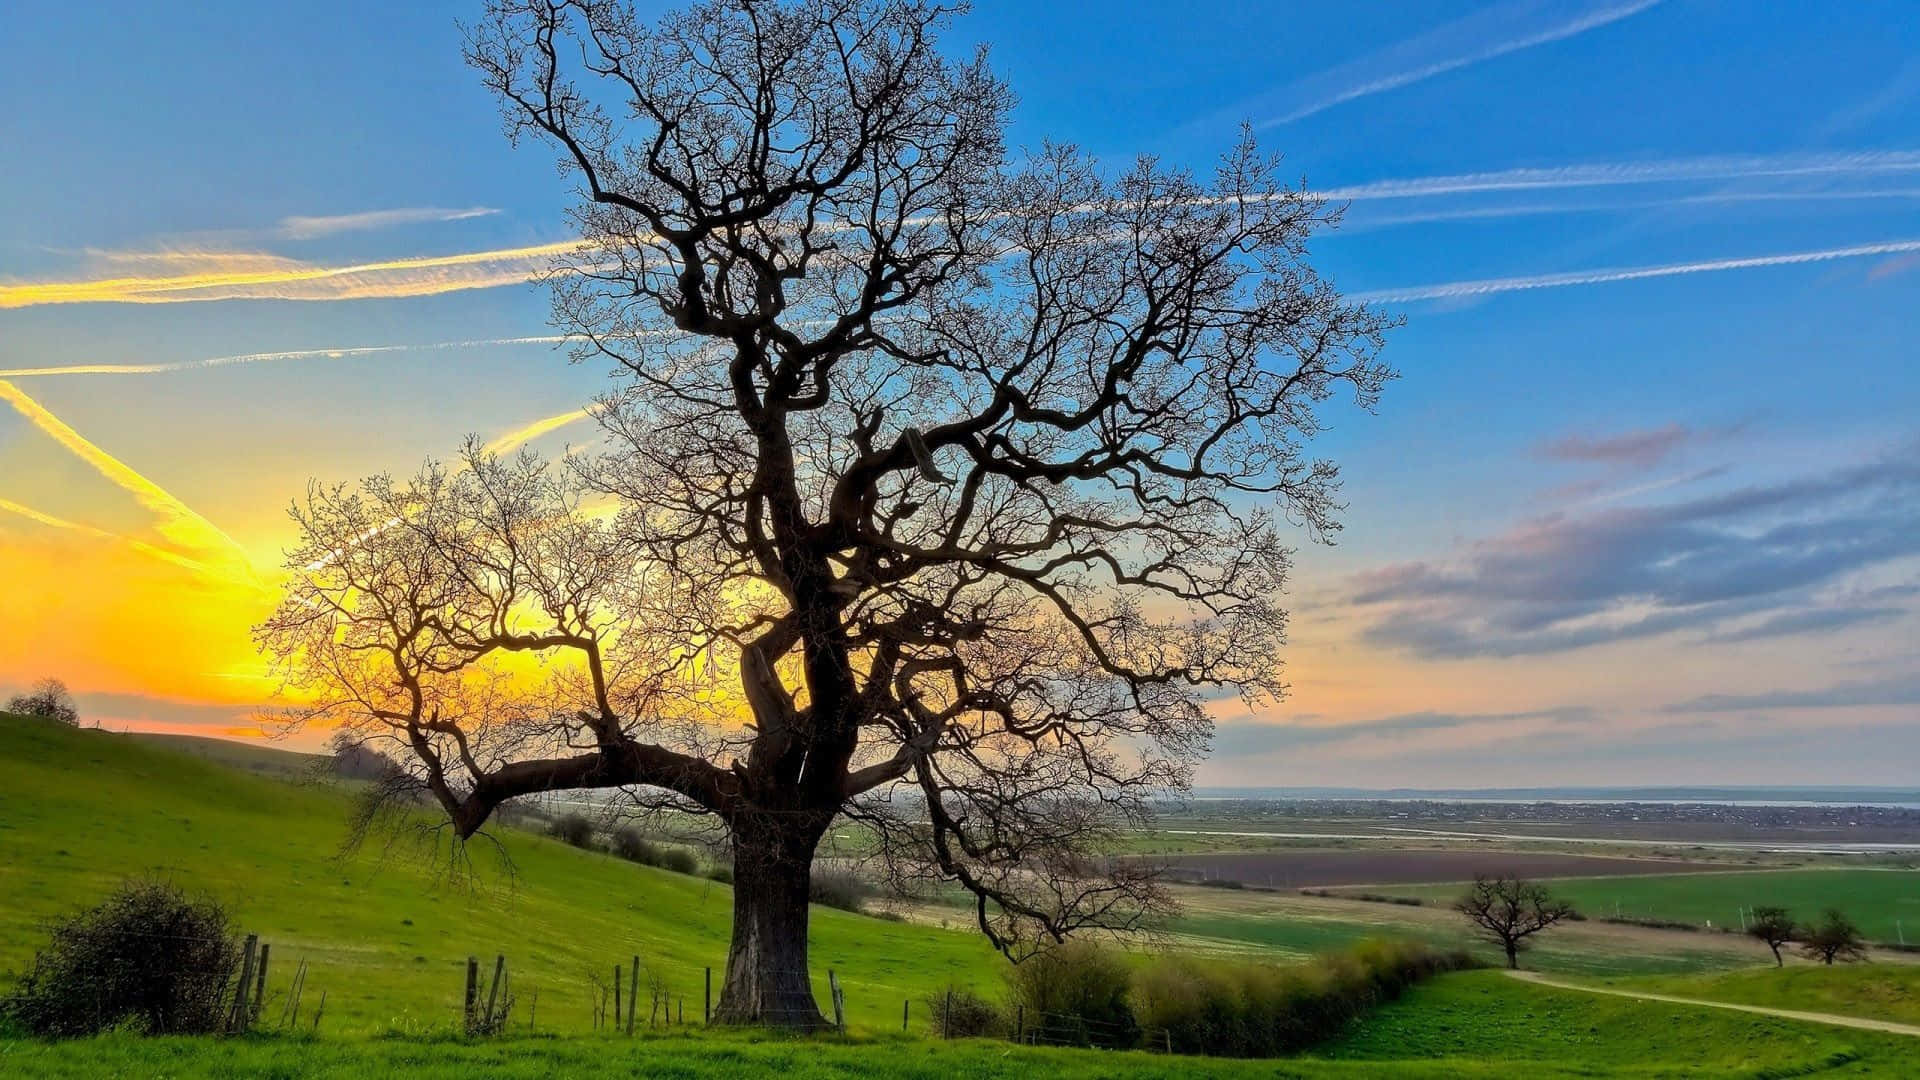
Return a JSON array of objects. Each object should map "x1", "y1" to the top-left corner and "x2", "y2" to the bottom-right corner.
[
  {"x1": 1746, "y1": 905, "x2": 1797, "y2": 967},
  {"x1": 1456, "y1": 875, "x2": 1576, "y2": 969},
  {"x1": 7, "y1": 678, "x2": 78, "y2": 726},
  {"x1": 1800, "y1": 909, "x2": 1867, "y2": 965}
]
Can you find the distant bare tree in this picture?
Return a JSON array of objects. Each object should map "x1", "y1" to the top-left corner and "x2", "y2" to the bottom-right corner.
[
  {"x1": 1456, "y1": 875, "x2": 1576, "y2": 969},
  {"x1": 7, "y1": 678, "x2": 79, "y2": 726},
  {"x1": 1746, "y1": 905, "x2": 1797, "y2": 967},
  {"x1": 1800, "y1": 908, "x2": 1867, "y2": 965},
  {"x1": 258, "y1": 0, "x2": 1392, "y2": 1028}
]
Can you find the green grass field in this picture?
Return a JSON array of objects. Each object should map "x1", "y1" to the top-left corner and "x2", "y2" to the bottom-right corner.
[
  {"x1": 6, "y1": 713, "x2": 1917, "y2": 1077},
  {"x1": 1359, "y1": 869, "x2": 1920, "y2": 943},
  {"x1": 2, "y1": 971, "x2": 1911, "y2": 1078}
]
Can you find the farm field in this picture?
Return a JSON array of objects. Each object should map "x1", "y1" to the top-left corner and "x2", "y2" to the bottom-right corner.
[
  {"x1": 1166, "y1": 887, "x2": 1772, "y2": 976},
  {"x1": 1143, "y1": 848, "x2": 1726, "y2": 888},
  {"x1": 2, "y1": 970, "x2": 1913, "y2": 1078},
  {"x1": 1350, "y1": 869, "x2": 1920, "y2": 942}
]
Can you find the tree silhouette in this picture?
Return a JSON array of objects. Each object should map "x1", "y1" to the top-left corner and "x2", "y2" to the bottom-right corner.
[
  {"x1": 1745, "y1": 905, "x2": 1796, "y2": 967},
  {"x1": 259, "y1": 0, "x2": 1392, "y2": 1027},
  {"x1": 1456, "y1": 875, "x2": 1576, "y2": 969},
  {"x1": 1800, "y1": 908, "x2": 1867, "y2": 965}
]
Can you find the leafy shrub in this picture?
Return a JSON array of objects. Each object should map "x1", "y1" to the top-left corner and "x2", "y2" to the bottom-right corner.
[
  {"x1": 928, "y1": 985, "x2": 1005, "y2": 1038},
  {"x1": 610, "y1": 826, "x2": 662, "y2": 864},
  {"x1": 1, "y1": 880, "x2": 240, "y2": 1037},
  {"x1": 607, "y1": 827, "x2": 702, "y2": 875},
  {"x1": 1004, "y1": 939, "x2": 1138, "y2": 1049},
  {"x1": 548, "y1": 812, "x2": 596, "y2": 849},
  {"x1": 659, "y1": 847, "x2": 700, "y2": 875},
  {"x1": 1132, "y1": 939, "x2": 1474, "y2": 1057},
  {"x1": 808, "y1": 866, "x2": 870, "y2": 913},
  {"x1": 705, "y1": 865, "x2": 735, "y2": 885}
]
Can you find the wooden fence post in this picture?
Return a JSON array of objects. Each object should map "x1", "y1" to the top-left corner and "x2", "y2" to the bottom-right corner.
[
  {"x1": 252, "y1": 943, "x2": 269, "y2": 1024},
  {"x1": 230, "y1": 934, "x2": 258, "y2": 1033},
  {"x1": 1016, "y1": 1004, "x2": 1024, "y2": 1043},
  {"x1": 943, "y1": 988, "x2": 953, "y2": 1039},
  {"x1": 464, "y1": 956, "x2": 479, "y2": 1032},
  {"x1": 828, "y1": 970, "x2": 844, "y2": 1031},
  {"x1": 311, "y1": 990, "x2": 325, "y2": 1032},
  {"x1": 484, "y1": 955, "x2": 505, "y2": 1031},
  {"x1": 704, "y1": 967, "x2": 712, "y2": 1023},
  {"x1": 628, "y1": 956, "x2": 640, "y2": 1035},
  {"x1": 613, "y1": 963, "x2": 623, "y2": 1034},
  {"x1": 903, "y1": 998, "x2": 909, "y2": 1032}
]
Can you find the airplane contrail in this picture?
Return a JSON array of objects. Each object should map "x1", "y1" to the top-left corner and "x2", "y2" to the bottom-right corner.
[
  {"x1": 0, "y1": 495, "x2": 214, "y2": 576},
  {"x1": 0, "y1": 240, "x2": 586, "y2": 308},
  {"x1": 480, "y1": 406, "x2": 601, "y2": 456},
  {"x1": 0, "y1": 380, "x2": 256, "y2": 579},
  {"x1": 1352, "y1": 238, "x2": 1920, "y2": 303},
  {"x1": 1317, "y1": 150, "x2": 1920, "y2": 202},
  {"x1": 1262, "y1": 0, "x2": 1664, "y2": 126},
  {"x1": 0, "y1": 336, "x2": 577, "y2": 378}
]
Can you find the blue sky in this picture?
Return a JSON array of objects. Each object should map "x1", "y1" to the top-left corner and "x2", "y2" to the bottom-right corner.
[{"x1": 1, "y1": 0, "x2": 1915, "y2": 786}]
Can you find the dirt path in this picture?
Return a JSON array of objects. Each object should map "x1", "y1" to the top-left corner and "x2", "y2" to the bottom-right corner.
[{"x1": 1505, "y1": 968, "x2": 1920, "y2": 1036}]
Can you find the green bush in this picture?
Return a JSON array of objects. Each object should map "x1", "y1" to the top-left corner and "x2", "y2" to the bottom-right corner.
[
  {"x1": 927, "y1": 985, "x2": 1006, "y2": 1037},
  {"x1": 1, "y1": 880, "x2": 241, "y2": 1037},
  {"x1": 609, "y1": 826, "x2": 661, "y2": 863},
  {"x1": 1132, "y1": 939, "x2": 1474, "y2": 1057},
  {"x1": 808, "y1": 866, "x2": 870, "y2": 913},
  {"x1": 548, "y1": 812, "x2": 597, "y2": 849},
  {"x1": 1004, "y1": 940, "x2": 1138, "y2": 1049},
  {"x1": 659, "y1": 847, "x2": 700, "y2": 875}
]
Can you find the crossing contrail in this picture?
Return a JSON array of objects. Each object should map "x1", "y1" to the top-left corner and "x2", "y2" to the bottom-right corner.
[{"x1": 1352, "y1": 238, "x2": 1920, "y2": 303}]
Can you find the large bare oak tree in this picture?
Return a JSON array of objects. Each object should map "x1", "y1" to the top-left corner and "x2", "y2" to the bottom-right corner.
[{"x1": 258, "y1": 0, "x2": 1393, "y2": 1028}]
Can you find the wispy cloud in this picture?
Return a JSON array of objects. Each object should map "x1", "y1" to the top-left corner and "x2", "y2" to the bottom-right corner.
[
  {"x1": 0, "y1": 380, "x2": 255, "y2": 579},
  {"x1": 1666, "y1": 672, "x2": 1920, "y2": 712},
  {"x1": 1252, "y1": 0, "x2": 1663, "y2": 127},
  {"x1": 1352, "y1": 238, "x2": 1920, "y2": 304},
  {"x1": 1537, "y1": 423, "x2": 1692, "y2": 468},
  {"x1": 279, "y1": 206, "x2": 500, "y2": 239},
  {"x1": 0, "y1": 241, "x2": 584, "y2": 308},
  {"x1": 1350, "y1": 452, "x2": 1920, "y2": 658}
]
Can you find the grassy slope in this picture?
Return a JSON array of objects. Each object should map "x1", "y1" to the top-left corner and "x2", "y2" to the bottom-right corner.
[
  {"x1": 0, "y1": 715, "x2": 1002, "y2": 1034},
  {"x1": 126, "y1": 732, "x2": 327, "y2": 780},
  {"x1": 1609, "y1": 964, "x2": 1920, "y2": 1028},
  {"x1": 1363, "y1": 869, "x2": 1920, "y2": 942},
  {"x1": 4, "y1": 972, "x2": 1913, "y2": 1078}
]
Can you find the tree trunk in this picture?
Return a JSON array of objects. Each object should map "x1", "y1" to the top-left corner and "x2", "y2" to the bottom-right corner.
[
  {"x1": 1504, "y1": 941, "x2": 1518, "y2": 969},
  {"x1": 712, "y1": 819, "x2": 827, "y2": 1029}
]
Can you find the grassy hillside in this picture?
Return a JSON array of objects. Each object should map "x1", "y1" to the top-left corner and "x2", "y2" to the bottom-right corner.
[
  {"x1": 126, "y1": 731, "x2": 327, "y2": 780},
  {"x1": 1359, "y1": 868, "x2": 1920, "y2": 942},
  {"x1": 7, "y1": 713, "x2": 1917, "y2": 1078},
  {"x1": 0, "y1": 714, "x2": 1003, "y2": 1035}
]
